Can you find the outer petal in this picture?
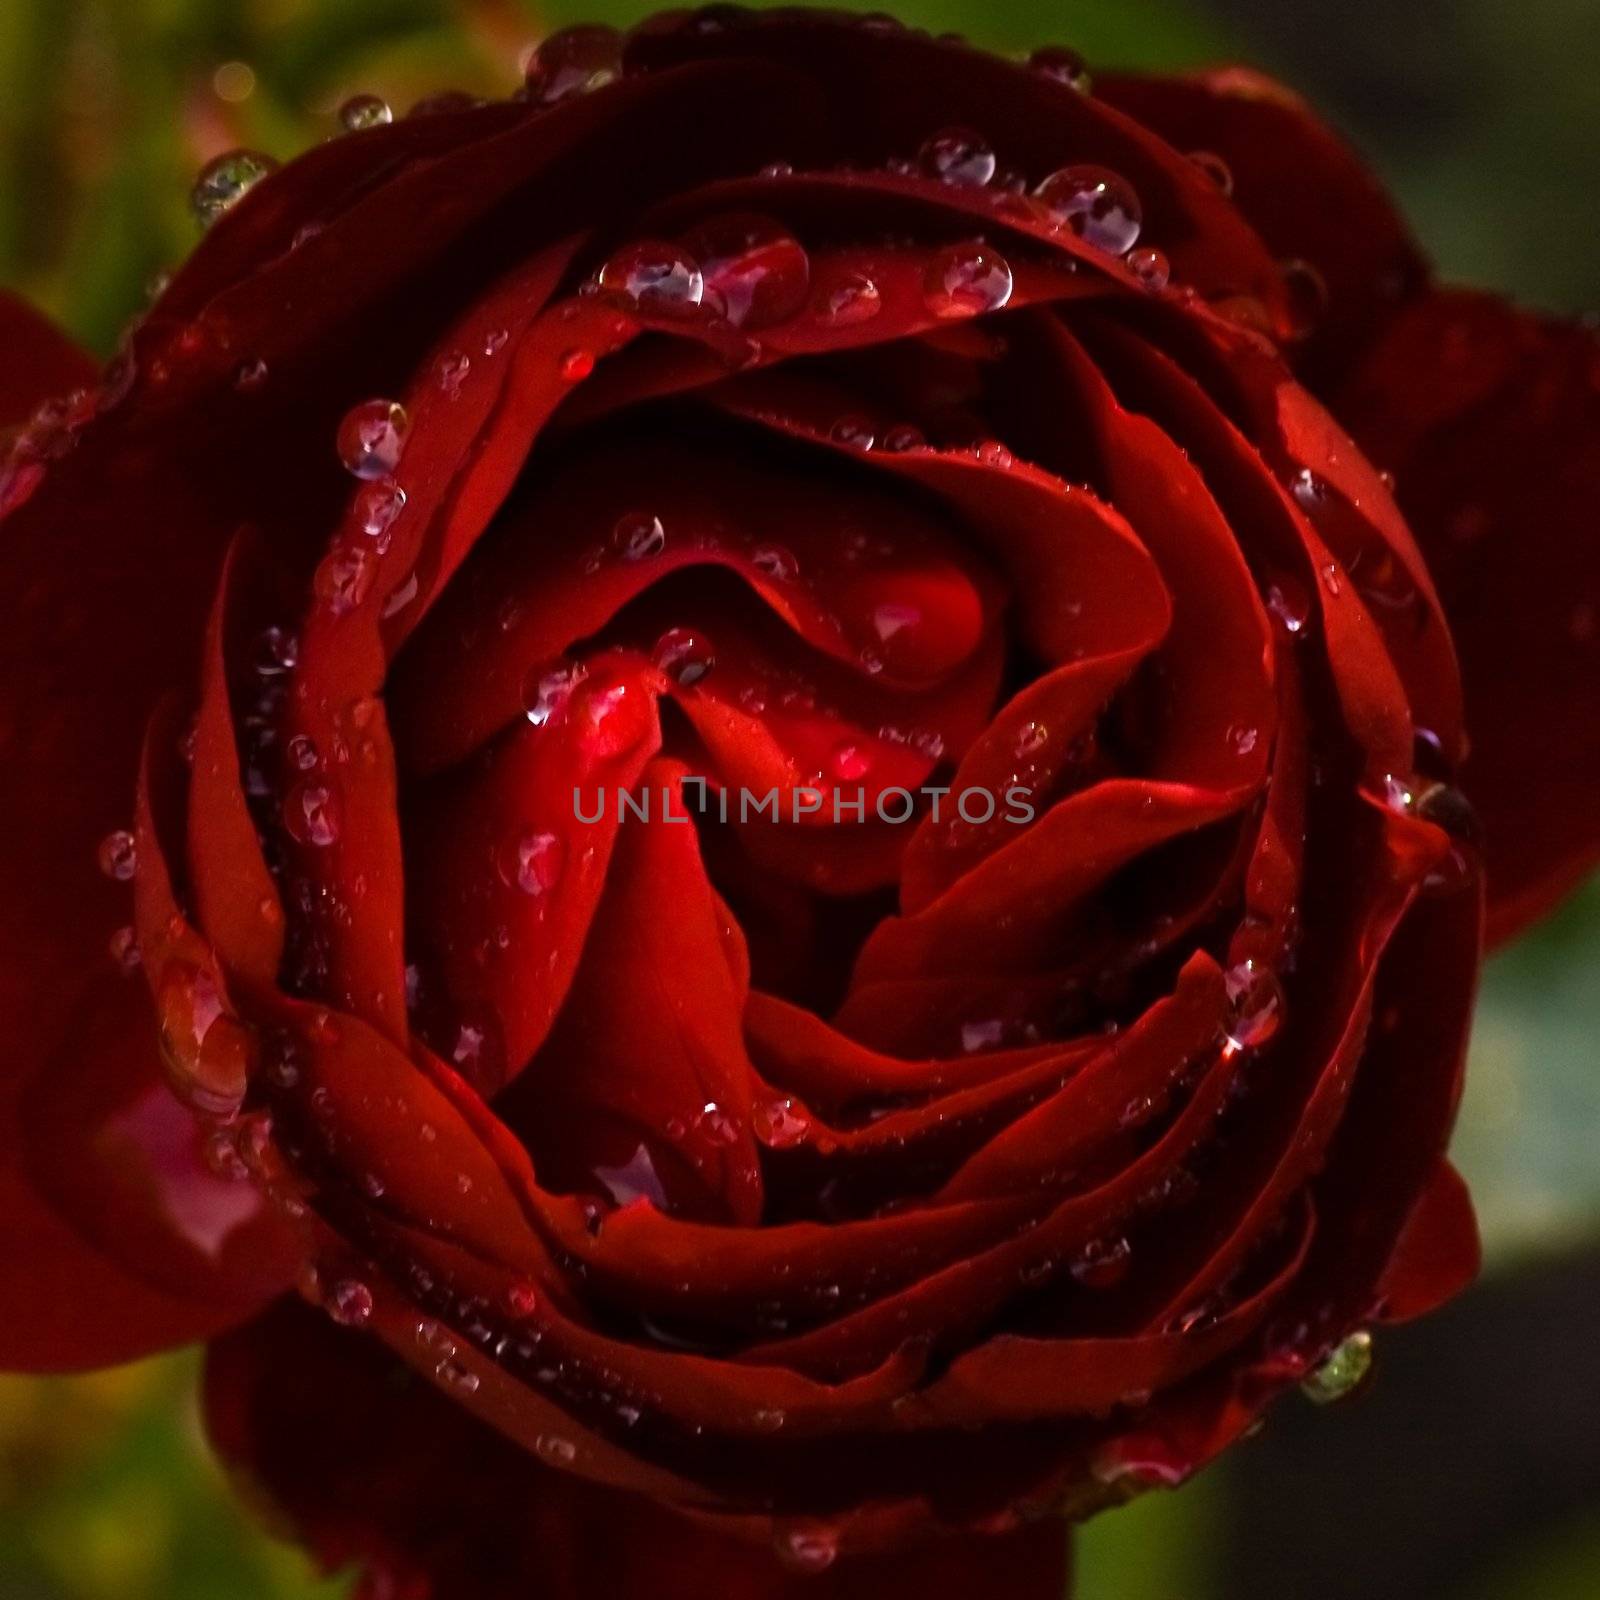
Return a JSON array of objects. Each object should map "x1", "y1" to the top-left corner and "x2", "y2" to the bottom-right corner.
[
  {"x1": 1332, "y1": 289, "x2": 1600, "y2": 942},
  {"x1": 206, "y1": 1298, "x2": 1072, "y2": 1600}
]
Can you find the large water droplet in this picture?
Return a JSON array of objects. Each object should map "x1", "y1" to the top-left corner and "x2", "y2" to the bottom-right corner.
[
  {"x1": 154, "y1": 961, "x2": 251, "y2": 1118},
  {"x1": 337, "y1": 400, "x2": 409, "y2": 480},
  {"x1": 918, "y1": 126, "x2": 996, "y2": 187},
  {"x1": 1035, "y1": 165, "x2": 1142, "y2": 254},
  {"x1": 1300, "y1": 1329, "x2": 1372, "y2": 1404},
  {"x1": 284, "y1": 781, "x2": 342, "y2": 848},
  {"x1": 654, "y1": 628, "x2": 715, "y2": 685},
  {"x1": 1224, "y1": 960, "x2": 1285, "y2": 1054},
  {"x1": 191, "y1": 150, "x2": 278, "y2": 227},
  {"x1": 339, "y1": 94, "x2": 393, "y2": 131},
  {"x1": 522, "y1": 24, "x2": 623, "y2": 106},
  {"x1": 923, "y1": 241, "x2": 1013, "y2": 319},
  {"x1": 598, "y1": 241, "x2": 704, "y2": 316},
  {"x1": 681, "y1": 213, "x2": 810, "y2": 330}
]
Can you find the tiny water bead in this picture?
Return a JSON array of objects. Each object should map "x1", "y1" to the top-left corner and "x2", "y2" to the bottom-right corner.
[
  {"x1": 327, "y1": 1279, "x2": 375, "y2": 1327},
  {"x1": 597, "y1": 241, "x2": 704, "y2": 317},
  {"x1": 682, "y1": 213, "x2": 811, "y2": 330},
  {"x1": 190, "y1": 150, "x2": 278, "y2": 227},
  {"x1": 337, "y1": 400, "x2": 410, "y2": 480},
  {"x1": 918, "y1": 126, "x2": 996, "y2": 187},
  {"x1": 1034, "y1": 165, "x2": 1142, "y2": 255},
  {"x1": 497, "y1": 830, "x2": 566, "y2": 896},
  {"x1": 339, "y1": 94, "x2": 393, "y2": 131},
  {"x1": 1224, "y1": 960, "x2": 1285, "y2": 1054},
  {"x1": 923, "y1": 241, "x2": 1014, "y2": 319},
  {"x1": 1301, "y1": 1330, "x2": 1373, "y2": 1404},
  {"x1": 1028, "y1": 45, "x2": 1092, "y2": 92},
  {"x1": 1187, "y1": 149, "x2": 1234, "y2": 196},
  {"x1": 523, "y1": 660, "x2": 588, "y2": 727},
  {"x1": 1126, "y1": 246, "x2": 1171, "y2": 292},
  {"x1": 654, "y1": 628, "x2": 715, "y2": 686},
  {"x1": 97, "y1": 829, "x2": 138, "y2": 881},
  {"x1": 1265, "y1": 574, "x2": 1313, "y2": 635},
  {"x1": 522, "y1": 24, "x2": 623, "y2": 106},
  {"x1": 611, "y1": 511, "x2": 666, "y2": 561}
]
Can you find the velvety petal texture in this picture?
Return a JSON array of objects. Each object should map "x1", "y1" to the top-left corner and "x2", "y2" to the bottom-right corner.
[{"x1": 1, "y1": 6, "x2": 1587, "y2": 1597}]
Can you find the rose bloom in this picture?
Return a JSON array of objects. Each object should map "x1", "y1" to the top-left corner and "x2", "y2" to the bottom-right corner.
[{"x1": 2, "y1": 8, "x2": 1596, "y2": 1598}]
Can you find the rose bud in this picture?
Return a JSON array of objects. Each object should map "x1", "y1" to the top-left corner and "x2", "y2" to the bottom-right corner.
[{"x1": 2, "y1": 9, "x2": 1596, "y2": 1598}]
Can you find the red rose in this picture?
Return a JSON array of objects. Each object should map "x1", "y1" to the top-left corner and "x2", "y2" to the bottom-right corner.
[{"x1": 3, "y1": 9, "x2": 1596, "y2": 1597}]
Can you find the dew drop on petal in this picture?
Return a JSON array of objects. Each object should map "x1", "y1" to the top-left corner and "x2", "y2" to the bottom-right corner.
[
  {"x1": 1224, "y1": 960, "x2": 1285, "y2": 1053},
  {"x1": 654, "y1": 628, "x2": 715, "y2": 686},
  {"x1": 830, "y1": 414, "x2": 876, "y2": 449},
  {"x1": 682, "y1": 213, "x2": 810, "y2": 330},
  {"x1": 813, "y1": 269, "x2": 881, "y2": 328},
  {"x1": 559, "y1": 347, "x2": 595, "y2": 382},
  {"x1": 497, "y1": 830, "x2": 565, "y2": 896},
  {"x1": 750, "y1": 543, "x2": 799, "y2": 581},
  {"x1": 337, "y1": 400, "x2": 409, "y2": 480},
  {"x1": 880, "y1": 422, "x2": 926, "y2": 453},
  {"x1": 1265, "y1": 573, "x2": 1312, "y2": 635},
  {"x1": 1413, "y1": 781, "x2": 1481, "y2": 845},
  {"x1": 233, "y1": 357, "x2": 269, "y2": 392},
  {"x1": 611, "y1": 511, "x2": 666, "y2": 561},
  {"x1": 284, "y1": 781, "x2": 342, "y2": 848},
  {"x1": 1034, "y1": 165, "x2": 1142, "y2": 254},
  {"x1": 1281, "y1": 258, "x2": 1330, "y2": 339},
  {"x1": 1126, "y1": 246, "x2": 1170, "y2": 291},
  {"x1": 327, "y1": 1279, "x2": 374, "y2": 1326},
  {"x1": 535, "y1": 1432, "x2": 578, "y2": 1466},
  {"x1": 97, "y1": 829, "x2": 138, "y2": 882},
  {"x1": 598, "y1": 241, "x2": 704, "y2": 317},
  {"x1": 1028, "y1": 45, "x2": 1092, "y2": 92},
  {"x1": 923, "y1": 241, "x2": 1013, "y2": 319},
  {"x1": 356, "y1": 480, "x2": 406, "y2": 542},
  {"x1": 522, "y1": 24, "x2": 623, "y2": 106},
  {"x1": 154, "y1": 962, "x2": 251, "y2": 1119},
  {"x1": 1015, "y1": 720, "x2": 1049, "y2": 758},
  {"x1": 339, "y1": 94, "x2": 393, "y2": 131},
  {"x1": 109, "y1": 925, "x2": 142, "y2": 974},
  {"x1": 918, "y1": 126, "x2": 996, "y2": 187},
  {"x1": 190, "y1": 150, "x2": 277, "y2": 227},
  {"x1": 1301, "y1": 1330, "x2": 1373, "y2": 1404},
  {"x1": 1187, "y1": 149, "x2": 1234, "y2": 196},
  {"x1": 753, "y1": 1096, "x2": 811, "y2": 1149},
  {"x1": 523, "y1": 660, "x2": 588, "y2": 727},
  {"x1": 776, "y1": 1526, "x2": 839, "y2": 1574},
  {"x1": 506, "y1": 1282, "x2": 539, "y2": 1318}
]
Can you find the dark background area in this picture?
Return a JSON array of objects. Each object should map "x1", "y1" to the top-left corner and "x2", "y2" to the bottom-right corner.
[{"x1": 1, "y1": 3, "x2": 1596, "y2": 1597}]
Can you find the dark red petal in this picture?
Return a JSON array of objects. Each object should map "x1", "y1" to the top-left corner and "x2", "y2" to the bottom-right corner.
[
  {"x1": 0, "y1": 290, "x2": 95, "y2": 427},
  {"x1": 206, "y1": 1297, "x2": 1072, "y2": 1600},
  {"x1": 1333, "y1": 289, "x2": 1600, "y2": 941},
  {"x1": 1096, "y1": 67, "x2": 1427, "y2": 370}
]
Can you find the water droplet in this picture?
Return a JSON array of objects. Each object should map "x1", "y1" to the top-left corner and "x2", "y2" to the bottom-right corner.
[
  {"x1": 682, "y1": 213, "x2": 810, "y2": 330},
  {"x1": 1126, "y1": 246, "x2": 1170, "y2": 291},
  {"x1": 497, "y1": 830, "x2": 565, "y2": 895},
  {"x1": 923, "y1": 241, "x2": 1013, "y2": 319},
  {"x1": 154, "y1": 961, "x2": 252, "y2": 1118},
  {"x1": 535, "y1": 1432, "x2": 578, "y2": 1466},
  {"x1": 1413, "y1": 781, "x2": 1481, "y2": 845},
  {"x1": 98, "y1": 829, "x2": 137, "y2": 882},
  {"x1": 435, "y1": 350, "x2": 471, "y2": 397},
  {"x1": 559, "y1": 347, "x2": 595, "y2": 382},
  {"x1": 1265, "y1": 574, "x2": 1312, "y2": 635},
  {"x1": 1301, "y1": 1329, "x2": 1372, "y2": 1404},
  {"x1": 313, "y1": 545, "x2": 377, "y2": 614},
  {"x1": 522, "y1": 660, "x2": 588, "y2": 728},
  {"x1": 1224, "y1": 960, "x2": 1284, "y2": 1054},
  {"x1": 814, "y1": 269, "x2": 881, "y2": 328},
  {"x1": 1029, "y1": 45, "x2": 1092, "y2": 92},
  {"x1": 830, "y1": 414, "x2": 876, "y2": 449},
  {"x1": 598, "y1": 241, "x2": 704, "y2": 317},
  {"x1": 233, "y1": 357, "x2": 269, "y2": 392},
  {"x1": 1015, "y1": 720, "x2": 1049, "y2": 757},
  {"x1": 1070, "y1": 1235, "x2": 1132, "y2": 1288},
  {"x1": 611, "y1": 511, "x2": 666, "y2": 561},
  {"x1": 880, "y1": 422, "x2": 926, "y2": 452},
  {"x1": 339, "y1": 94, "x2": 393, "y2": 131},
  {"x1": 1227, "y1": 723, "x2": 1259, "y2": 757},
  {"x1": 918, "y1": 126, "x2": 996, "y2": 187},
  {"x1": 753, "y1": 1096, "x2": 810, "y2": 1149},
  {"x1": 284, "y1": 781, "x2": 341, "y2": 848},
  {"x1": 436, "y1": 1358, "x2": 480, "y2": 1394},
  {"x1": 831, "y1": 742, "x2": 871, "y2": 781},
  {"x1": 109, "y1": 925, "x2": 142, "y2": 974},
  {"x1": 191, "y1": 150, "x2": 277, "y2": 227},
  {"x1": 1187, "y1": 150, "x2": 1234, "y2": 196},
  {"x1": 337, "y1": 400, "x2": 409, "y2": 480},
  {"x1": 523, "y1": 24, "x2": 623, "y2": 106},
  {"x1": 1035, "y1": 165, "x2": 1142, "y2": 254},
  {"x1": 355, "y1": 480, "x2": 406, "y2": 543},
  {"x1": 1281, "y1": 258, "x2": 1330, "y2": 340},
  {"x1": 506, "y1": 1282, "x2": 539, "y2": 1318},
  {"x1": 750, "y1": 543, "x2": 798, "y2": 581},
  {"x1": 777, "y1": 1526, "x2": 839, "y2": 1574},
  {"x1": 328, "y1": 1279, "x2": 374, "y2": 1326}
]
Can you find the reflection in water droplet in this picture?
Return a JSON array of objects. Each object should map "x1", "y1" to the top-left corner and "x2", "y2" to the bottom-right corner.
[
  {"x1": 683, "y1": 213, "x2": 810, "y2": 330},
  {"x1": 523, "y1": 660, "x2": 588, "y2": 727},
  {"x1": 339, "y1": 94, "x2": 393, "y2": 131},
  {"x1": 598, "y1": 242, "x2": 704, "y2": 316},
  {"x1": 191, "y1": 151, "x2": 278, "y2": 227},
  {"x1": 1224, "y1": 960, "x2": 1285, "y2": 1054},
  {"x1": 814, "y1": 269, "x2": 881, "y2": 328},
  {"x1": 923, "y1": 241, "x2": 1013, "y2": 319},
  {"x1": 655, "y1": 629, "x2": 715, "y2": 685},
  {"x1": 498, "y1": 830, "x2": 565, "y2": 896},
  {"x1": 522, "y1": 25, "x2": 623, "y2": 106},
  {"x1": 1187, "y1": 149, "x2": 1234, "y2": 196},
  {"x1": 611, "y1": 511, "x2": 666, "y2": 561},
  {"x1": 918, "y1": 126, "x2": 996, "y2": 187},
  {"x1": 1126, "y1": 246, "x2": 1170, "y2": 291},
  {"x1": 98, "y1": 829, "x2": 138, "y2": 881},
  {"x1": 337, "y1": 400, "x2": 409, "y2": 480},
  {"x1": 327, "y1": 1279, "x2": 374, "y2": 1326},
  {"x1": 284, "y1": 781, "x2": 341, "y2": 848},
  {"x1": 1301, "y1": 1329, "x2": 1372, "y2": 1403},
  {"x1": 1034, "y1": 165, "x2": 1142, "y2": 254},
  {"x1": 1028, "y1": 46, "x2": 1092, "y2": 92}
]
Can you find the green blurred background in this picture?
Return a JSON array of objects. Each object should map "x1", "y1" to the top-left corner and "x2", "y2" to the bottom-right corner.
[{"x1": 1, "y1": 1, "x2": 1596, "y2": 1596}]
